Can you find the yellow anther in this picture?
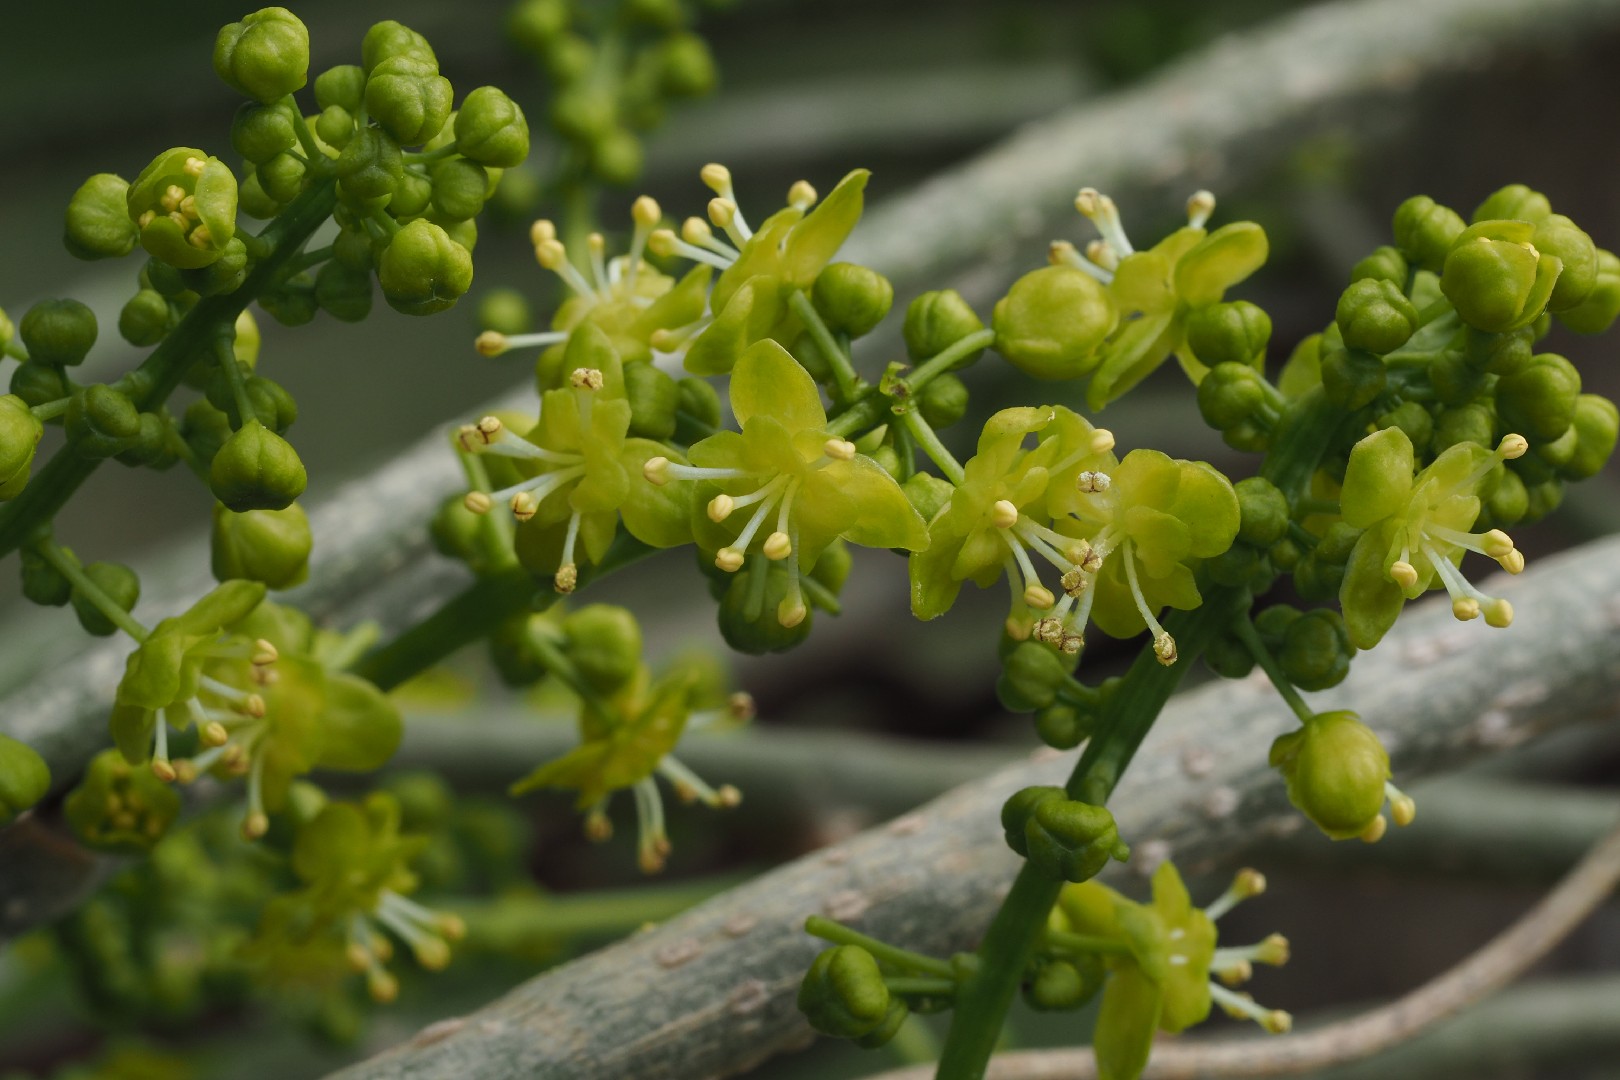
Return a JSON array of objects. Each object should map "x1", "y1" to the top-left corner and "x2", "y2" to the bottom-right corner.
[
  {"x1": 187, "y1": 224, "x2": 213, "y2": 249},
  {"x1": 707, "y1": 494, "x2": 735, "y2": 522},
  {"x1": 179, "y1": 195, "x2": 199, "y2": 220},
  {"x1": 137, "y1": 209, "x2": 156, "y2": 229},
  {"x1": 534, "y1": 238, "x2": 567, "y2": 270},
  {"x1": 715, "y1": 547, "x2": 745, "y2": 573},
  {"x1": 587, "y1": 231, "x2": 605, "y2": 257},
  {"x1": 1153, "y1": 632, "x2": 1178, "y2": 666},
  {"x1": 242, "y1": 811, "x2": 270, "y2": 840},
  {"x1": 823, "y1": 437, "x2": 857, "y2": 461},
  {"x1": 150, "y1": 758, "x2": 177, "y2": 783},
  {"x1": 1217, "y1": 960, "x2": 1253, "y2": 987},
  {"x1": 1048, "y1": 240, "x2": 1080, "y2": 266},
  {"x1": 763, "y1": 531, "x2": 793, "y2": 560},
  {"x1": 717, "y1": 784, "x2": 743, "y2": 808},
  {"x1": 475, "y1": 330, "x2": 509, "y2": 357},
  {"x1": 1032, "y1": 617, "x2": 1063, "y2": 643},
  {"x1": 728, "y1": 691, "x2": 756, "y2": 721},
  {"x1": 1186, "y1": 189, "x2": 1216, "y2": 225},
  {"x1": 1023, "y1": 584, "x2": 1055, "y2": 610},
  {"x1": 1499, "y1": 549, "x2": 1525, "y2": 574},
  {"x1": 1359, "y1": 814, "x2": 1388, "y2": 843},
  {"x1": 243, "y1": 693, "x2": 266, "y2": 718},
  {"x1": 1076, "y1": 470, "x2": 1111, "y2": 494},
  {"x1": 1060, "y1": 569, "x2": 1088, "y2": 597},
  {"x1": 252, "y1": 639, "x2": 279, "y2": 665},
  {"x1": 1085, "y1": 238, "x2": 1117, "y2": 270},
  {"x1": 529, "y1": 219, "x2": 556, "y2": 246},
  {"x1": 681, "y1": 217, "x2": 713, "y2": 245},
  {"x1": 1089, "y1": 429, "x2": 1116, "y2": 454},
  {"x1": 1074, "y1": 187, "x2": 1101, "y2": 217},
  {"x1": 787, "y1": 179, "x2": 817, "y2": 210},
  {"x1": 1059, "y1": 632, "x2": 1084, "y2": 655},
  {"x1": 412, "y1": 937, "x2": 451, "y2": 971},
  {"x1": 161, "y1": 184, "x2": 186, "y2": 211},
  {"x1": 569, "y1": 367, "x2": 605, "y2": 390},
  {"x1": 1498, "y1": 433, "x2": 1529, "y2": 459},
  {"x1": 346, "y1": 942, "x2": 373, "y2": 973},
  {"x1": 777, "y1": 596, "x2": 808, "y2": 627},
  {"x1": 554, "y1": 563, "x2": 578, "y2": 594},
  {"x1": 463, "y1": 491, "x2": 493, "y2": 514},
  {"x1": 1004, "y1": 615, "x2": 1032, "y2": 641},
  {"x1": 183, "y1": 156, "x2": 206, "y2": 176},
  {"x1": 584, "y1": 811, "x2": 613, "y2": 842},
  {"x1": 638, "y1": 847, "x2": 667, "y2": 875},
  {"x1": 699, "y1": 162, "x2": 732, "y2": 194},
  {"x1": 631, "y1": 195, "x2": 661, "y2": 227},
  {"x1": 202, "y1": 721, "x2": 229, "y2": 747},
  {"x1": 510, "y1": 492, "x2": 539, "y2": 521},
  {"x1": 1261, "y1": 1010, "x2": 1294, "y2": 1035},
  {"x1": 1233, "y1": 867, "x2": 1267, "y2": 899},
  {"x1": 367, "y1": 968, "x2": 400, "y2": 1004},
  {"x1": 173, "y1": 760, "x2": 198, "y2": 784},
  {"x1": 1389, "y1": 790, "x2": 1417, "y2": 828},
  {"x1": 647, "y1": 229, "x2": 678, "y2": 257},
  {"x1": 1452, "y1": 597, "x2": 1481, "y2": 621},
  {"x1": 707, "y1": 197, "x2": 737, "y2": 229},
  {"x1": 643, "y1": 457, "x2": 671, "y2": 486},
  {"x1": 991, "y1": 499, "x2": 1020, "y2": 528},
  {"x1": 1079, "y1": 547, "x2": 1103, "y2": 574},
  {"x1": 1483, "y1": 597, "x2": 1514, "y2": 628},
  {"x1": 1256, "y1": 933, "x2": 1291, "y2": 966},
  {"x1": 1389, "y1": 560, "x2": 1419, "y2": 589}
]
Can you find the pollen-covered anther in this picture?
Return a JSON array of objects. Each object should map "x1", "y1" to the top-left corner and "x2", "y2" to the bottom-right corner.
[
  {"x1": 991, "y1": 499, "x2": 1020, "y2": 529},
  {"x1": 243, "y1": 693, "x2": 267, "y2": 719},
  {"x1": 1048, "y1": 240, "x2": 1082, "y2": 267},
  {"x1": 1076, "y1": 470, "x2": 1111, "y2": 494},
  {"x1": 1453, "y1": 597, "x2": 1481, "y2": 621},
  {"x1": 251, "y1": 639, "x2": 279, "y2": 666},
  {"x1": 1085, "y1": 238, "x2": 1119, "y2": 272},
  {"x1": 1074, "y1": 187, "x2": 1102, "y2": 217},
  {"x1": 1032, "y1": 617, "x2": 1063, "y2": 644},
  {"x1": 202, "y1": 721, "x2": 229, "y2": 747},
  {"x1": 715, "y1": 547, "x2": 745, "y2": 573},
  {"x1": 728, "y1": 692, "x2": 756, "y2": 722},
  {"x1": 707, "y1": 493, "x2": 735, "y2": 522},
  {"x1": 1153, "y1": 632, "x2": 1178, "y2": 666},
  {"x1": 188, "y1": 225, "x2": 214, "y2": 249},
  {"x1": 787, "y1": 180, "x2": 817, "y2": 210},
  {"x1": 643, "y1": 456, "x2": 672, "y2": 486},
  {"x1": 1389, "y1": 560, "x2": 1419, "y2": 589},
  {"x1": 534, "y1": 238, "x2": 567, "y2": 270},
  {"x1": 1217, "y1": 960, "x2": 1253, "y2": 987},
  {"x1": 1255, "y1": 933, "x2": 1290, "y2": 967},
  {"x1": 182, "y1": 156, "x2": 206, "y2": 177},
  {"x1": 1234, "y1": 867, "x2": 1266, "y2": 899},
  {"x1": 584, "y1": 809, "x2": 613, "y2": 842},
  {"x1": 1359, "y1": 814, "x2": 1388, "y2": 843},
  {"x1": 138, "y1": 209, "x2": 156, "y2": 229},
  {"x1": 1059, "y1": 569, "x2": 1088, "y2": 598},
  {"x1": 1059, "y1": 632, "x2": 1084, "y2": 655},
  {"x1": 528, "y1": 219, "x2": 557, "y2": 247},
  {"x1": 823, "y1": 438, "x2": 857, "y2": 461},
  {"x1": 150, "y1": 758, "x2": 178, "y2": 783},
  {"x1": 763, "y1": 531, "x2": 793, "y2": 561},
  {"x1": 474, "y1": 331, "x2": 509, "y2": 357},
  {"x1": 1262, "y1": 1010, "x2": 1294, "y2": 1035},
  {"x1": 510, "y1": 491, "x2": 539, "y2": 522},
  {"x1": 160, "y1": 184, "x2": 186, "y2": 212},
  {"x1": 179, "y1": 195, "x2": 199, "y2": 220},
  {"x1": 554, "y1": 563, "x2": 578, "y2": 595},
  {"x1": 569, "y1": 367, "x2": 604, "y2": 391},
  {"x1": 1023, "y1": 583, "x2": 1055, "y2": 610}
]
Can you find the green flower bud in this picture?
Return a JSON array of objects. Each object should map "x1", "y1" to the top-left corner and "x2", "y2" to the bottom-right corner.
[
  {"x1": 10, "y1": 363, "x2": 66, "y2": 410},
  {"x1": 1473, "y1": 184, "x2": 1550, "y2": 224},
  {"x1": 64, "y1": 173, "x2": 139, "y2": 260},
  {"x1": 210, "y1": 419, "x2": 306, "y2": 511},
  {"x1": 1186, "y1": 300, "x2": 1271, "y2": 368},
  {"x1": 902, "y1": 472, "x2": 954, "y2": 523},
  {"x1": 214, "y1": 7, "x2": 309, "y2": 103},
  {"x1": 1025, "y1": 956, "x2": 1104, "y2": 1012},
  {"x1": 366, "y1": 54, "x2": 453, "y2": 146},
  {"x1": 1203, "y1": 628, "x2": 1256, "y2": 679},
  {"x1": 507, "y1": 0, "x2": 570, "y2": 51},
  {"x1": 1270, "y1": 710, "x2": 1390, "y2": 840},
  {"x1": 118, "y1": 289, "x2": 171, "y2": 347},
  {"x1": 314, "y1": 260, "x2": 374, "y2": 322},
  {"x1": 65, "y1": 749, "x2": 181, "y2": 853},
  {"x1": 65, "y1": 384, "x2": 140, "y2": 459},
  {"x1": 1425, "y1": 351, "x2": 1483, "y2": 406},
  {"x1": 315, "y1": 104, "x2": 356, "y2": 150},
  {"x1": 1335, "y1": 278, "x2": 1418, "y2": 354},
  {"x1": 1319, "y1": 345, "x2": 1386, "y2": 410},
  {"x1": 378, "y1": 219, "x2": 473, "y2": 316},
  {"x1": 1350, "y1": 245, "x2": 1408, "y2": 285},
  {"x1": 799, "y1": 945, "x2": 892, "y2": 1040},
  {"x1": 429, "y1": 158, "x2": 490, "y2": 221},
  {"x1": 487, "y1": 613, "x2": 551, "y2": 687},
  {"x1": 0, "y1": 733, "x2": 50, "y2": 825},
  {"x1": 180, "y1": 400, "x2": 232, "y2": 465},
  {"x1": 362, "y1": 20, "x2": 437, "y2": 74},
  {"x1": 1277, "y1": 608, "x2": 1351, "y2": 691},
  {"x1": 21, "y1": 298, "x2": 97, "y2": 366},
  {"x1": 590, "y1": 128, "x2": 644, "y2": 186},
  {"x1": 812, "y1": 262, "x2": 893, "y2": 339},
  {"x1": 1462, "y1": 326, "x2": 1533, "y2": 376},
  {"x1": 70, "y1": 560, "x2": 140, "y2": 637},
  {"x1": 1431, "y1": 402, "x2": 1494, "y2": 456},
  {"x1": 1522, "y1": 478, "x2": 1565, "y2": 524},
  {"x1": 258, "y1": 279, "x2": 318, "y2": 326},
  {"x1": 918, "y1": 373, "x2": 969, "y2": 430},
  {"x1": 436, "y1": 215, "x2": 478, "y2": 254},
  {"x1": 1549, "y1": 394, "x2": 1619, "y2": 481},
  {"x1": 624, "y1": 361, "x2": 678, "y2": 440},
  {"x1": 656, "y1": 33, "x2": 718, "y2": 98},
  {"x1": 315, "y1": 63, "x2": 365, "y2": 111},
  {"x1": 1006, "y1": 787, "x2": 1129, "y2": 882},
  {"x1": 1482, "y1": 466, "x2": 1529, "y2": 528},
  {"x1": 143, "y1": 257, "x2": 190, "y2": 300},
  {"x1": 1197, "y1": 361, "x2": 1279, "y2": 431},
  {"x1": 551, "y1": 84, "x2": 615, "y2": 142},
  {"x1": 717, "y1": 558, "x2": 813, "y2": 655},
  {"x1": 1001, "y1": 785, "x2": 1064, "y2": 856},
  {"x1": 0, "y1": 395, "x2": 44, "y2": 499},
  {"x1": 1233, "y1": 476, "x2": 1288, "y2": 547},
  {"x1": 903, "y1": 290, "x2": 986, "y2": 367},
  {"x1": 257, "y1": 150, "x2": 306, "y2": 203},
  {"x1": 1375, "y1": 401, "x2": 1433, "y2": 457},
  {"x1": 335, "y1": 127, "x2": 404, "y2": 201},
  {"x1": 562, "y1": 604, "x2": 643, "y2": 694},
  {"x1": 1204, "y1": 541, "x2": 1264, "y2": 589},
  {"x1": 1392, "y1": 195, "x2": 1465, "y2": 272},
  {"x1": 211, "y1": 502, "x2": 312, "y2": 589},
  {"x1": 20, "y1": 546, "x2": 72, "y2": 606},
  {"x1": 0, "y1": 307, "x2": 12, "y2": 353},
  {"x1": 1440, "y1": 221, "x2": 1561, "y2": 333},
  {"x1": 676, "y1": 376, "x2": 722, "y2": 429},
  {"x1": 1034, "y1": 701, "x2": 1094, "y2": 749},
  {"x1": 455, "y1": 86, "x2": 531, "y2": 168},
  {"x1": 334, "y1": 226, "x2": 377, "y2": 273},
  {"x1": 128, "y1": 148, "x2": 238, "y2": 269},
  {"x1": 113, "y1": 411, "x2": 177, "y2": 470},
  {"x1": 1558, "y1": 249, "x2": 1620, "y2": 335},
  {"x1": 1496, "y1": 352, "x2": 1580, "y2": 443},
  {"x1": 996, "y1": 640, "x2": 1073, "y2": 713},
  {"x1": 179, "y1": 236, "x2": 251, "y2": 297},
  {"x1": 238, "y1": 169, "x2": 281, "y2": 219},
  {"x1": 992, "y1": 266, "x2": 1118, "y2": 380},
  {"x1": 478, "y1": 287, "x2": 531, "y2": 335},
  {"x1": 1533, "y1": 214, "x2": 1598, "y2": 312},
  {"x1": 203, "y1": 370, "x2": 295, "y2": 432},
  {"x1": 811, "y1": 540, "x2": 853, "y2": 597},
  {"x1": 230, "y1": 101, "x2": 297, "y2": 164}
]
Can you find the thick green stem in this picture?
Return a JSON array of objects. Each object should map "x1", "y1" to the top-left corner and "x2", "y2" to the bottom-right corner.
[
  {"x1": 902, "y1": 410, "x2": 965, "y2": 485},
  {"x1": 903, "y1": 329, "x2": 996, "y2": 394},
  {"x1": 1259, "y1": 386, "x2": 1345, "y2": 503},
  {"x1": 934, "y1": 590, "x2": 1240, "y2": 1080},
  {"x1": 32, "y1": 540, "x2": 149, "y2": 643},
  {"x1": 1230, "y1": 611, "x2": 1315, "y2": 724},
  {"x1": 1042, "y1": 929, "x2": 1132, "y2": 956},
  {"x1": 214, "y1": 337, "x2": 256, "y2": 427},
  {"x1": 805, "y1": 915, "x2": 955, "y2": 979},
  {"x1": 0, "y1": 178, "x2": 339, "y2": 560},
  {"x1": 790, "y1": 290, "x2": 863, "y2": 403}
]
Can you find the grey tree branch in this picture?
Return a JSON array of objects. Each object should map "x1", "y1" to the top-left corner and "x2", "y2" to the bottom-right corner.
[
  {"x1": 320, "y1": 532, "x2": 1620, "y2": 1080},
  {"x1": 868, "y1": 820, "x2": 1620, "y2": 1080}
]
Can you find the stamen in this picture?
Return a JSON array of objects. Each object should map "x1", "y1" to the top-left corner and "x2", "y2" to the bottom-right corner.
[
  {"x1": 1204, "y1": 867, "x2": 1266, "y2": 920},
  {"x1": 1360, "y1": 814, "x2": 1388, "y2": 843},
  {"x1": 823, "y1": 438, "x2": 857, "y2": 461},
  {"x1": 1048, "y1": 240, "x2": 1114, "y2": 283},
  {"x1": 1386, "y1": 781, "x2": 1416, "y2": 827},
  {"x1": 242, "y1": 753, "x2": 269, "y2": 839},
  {"x1": 475, "y1": 329, "x2": 568, "y2": 357},
  {"x1": 657, "y1": 754, "x2": 741, "y2": 808},
  {"x1": 708, "y1": 198, "x2": 750, "y2": 248},
  {"x1": 991, "y1": 500, "x2": 1020, "y2": 529},
  {"x1": 529, "y1": 219, "x2": 557, "y2": 246},
  {"x1": 535, "y1": 239, "x2": 599, "y2": 299},
  {"x1": 648, "y1": 228, "x2": 735, "y2": 270},
  {"x1": 1085, "y1": 238, "x2": 1120, "y2": 272},
  {"x1": 1208, "y1": 983, "x2": 1292, "y2": 1034},
  {"x1": 1186, "y1": 189, "x2": 1216, "y2": 229},
  {"x1": 1076, "y1": 470, "x2": 1111, "y2": 494},
  {"x1": 584, "y1": 799, "x2": 613, "y2": 841},
  {"x1": 787, "y1": 180, "x2": 817, "y2": 210},
  {"x1": 633, "y1": 777, "x2": 670, "y2": 874},
  {"x1": 680, "y1": 217, "x2": 741, "y2": 260},
  {"x1": 587, "y1": 232, "x2": 609, "y2": 294},
  {"x1": 1074, "y1": 188, "x2": 1135, "y2": 256},
  {"x1": 1121, "y1": 543, "x2": 1175, "y2": 665},
  {"x1": 151, "y1": 720, "x2": 175, "y2": 782}
]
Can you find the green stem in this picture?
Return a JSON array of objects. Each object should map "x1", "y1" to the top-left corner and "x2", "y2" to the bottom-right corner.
[
  {"x1": 934, "y1": 589, "x2": 1240, "y2": 1079},
  {"x1": 1041, "y1": 929, "x2": 1131, "y2": 956},
  {"x1": 886, "y1": 977, "x2": 958, "y2": 997},
  {"x1": 214, "y1": 337, "x2": 256, "y2": 427},
  {"x1": 826, "y1": 389, "x2": 889, "y2": 439},
  {"x1": 1229, "y1": 612, "x2": 1314, "y2": 724},
  {"x1": 28, "y1": 398, "x2": 70, "y2": 422},
  {"x1": 902, "y1": 409, "x2": 965, "y2": 485},
  {"x1": 403, "y1": 144, "x2": 460, "y2": 164},
  {"x1": 283, "y1": 243, "x2": 335, "y2": 275},
  {"x1": 0, "y1": 178, "x2": 339, "y2": 561},
  {"x1": 368, "y1": 206, "x2": 402, "y2": 238},
  {"x1": 3, "y1": 342, "x2": 27, "y2": 362},
  {"x1": 804, "y1": 915, "x2": 956, "y2": 980},
  {"x1": 789, "y1": 290, "x2": 861, "y2": 403},
  {"x1": 903, "y1": 329, "x2": 996, "y2": 394},
  {"x1": 458, "y1": 452, "x2": 518, "y2": 571},
  {"x1": 284, "y1": 98, "x2": 328, "y2": 168},
  {"x1": 32, "y1": 540, "x2": 149, "y2": 643},
  {"x1": 1259, "y1": 386, "x2": 1345, "y2": 504}
]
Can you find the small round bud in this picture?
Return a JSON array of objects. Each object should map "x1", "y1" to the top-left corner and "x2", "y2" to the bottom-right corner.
[
  {"x1": 64, "y1": 174, "x2": 139, "y2": 260},
  {"x1": 798, "y1": 946, "x2": 891, "y2": 1041},
  {"x1": 21, "y1": 298, "x2": 97, "y2": 367},
  {"x1": 379, "y1": 220, "x2": 473, "y2": 316},
  {"x1": 1320, "y1": 345, "x2": 1387, "y2": 411},
  {"x1": 1392, "y1": 195, "x2": 1465, "y2": 272},
  {"x1": 903, "y1": 290, "x2": 986, "y2": 367},
  {"x1": 209, "y1": 420, "x2": 307, "y2": 512},
  {"x1": 1269, "y1": 710, "x2": 1391, "y2": 840},
  {"x1": 69, "y1": 561, "x2": 140, "y2": 637},
  {"x1": 1186, "y1": 300, "x2": 1272, "y2": 367},
  {"x1": 1335, "y1": 278, "x2": 1419, "y2": 354},
  {"x1": 365, "y1": 53, "x2": 452, "y2": 145},
  {"x1": 0, "y1": 734, "x2": 50, "y2": 826},
  {"x1": 1350, "y1": 245, "x2": 1409, "y2": 286},
  {"x1": 811, "y1": 262, "x2": 893, "y2": 339},
  {"x1": 1496, "y1": 353, "x2": 1581, "y2": 443},
  {"x1": 211, "y1": 502, "x2": 312, "y2": 590},
  {"x1": 992, "y1": 266, "x2": 1118, "y2": 380},
  {"x1": 213, "y1": 7, "x2": 310, "y2": 104},
  {"x1": 456, "y1": 86, "x2": 531, "y2": 168},
  {"x1": 918, "y1": 373, "x2": 969, "y2": 430},
  {"x1": 1441, "y1": 225, "x2": 1558, "y2": 333},
  {"x1": 1234, "y1": 476, "x2": 1289, "y2": 547}
]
